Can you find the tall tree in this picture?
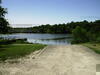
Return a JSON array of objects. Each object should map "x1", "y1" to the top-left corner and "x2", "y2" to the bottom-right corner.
[
  {"x1": 0, "y1": 0, "x2": 9, "y2": 33},
  {"x1": 72, "y1": 26, "x2": 88, "y2": 43}
]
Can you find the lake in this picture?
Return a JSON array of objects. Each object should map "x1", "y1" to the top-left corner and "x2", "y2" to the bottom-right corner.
[{"x1": 0, "y1": 33, "x2": 72, "y2": 45}]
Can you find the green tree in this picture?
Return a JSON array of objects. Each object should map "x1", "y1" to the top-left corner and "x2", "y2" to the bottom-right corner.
[
  {"x1": 72, "y1": 26, "x2": 88, "y2": 43},
  {"x1": 0, "y1": 0, "x2": 9, "y2": 33}
]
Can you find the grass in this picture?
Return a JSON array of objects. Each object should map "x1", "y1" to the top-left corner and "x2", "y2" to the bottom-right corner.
[
  {"x1": 0, "y1": 39, "x2": 46, "y2": 61},
  {"x1": 82, "y1": 43, "x2": 100, "y2": 54}
]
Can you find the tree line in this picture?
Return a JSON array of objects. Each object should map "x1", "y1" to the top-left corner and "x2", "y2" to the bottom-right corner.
[
  {"x1": 10, "y1": 20, "x2": 100, "y2": 34},
  {"x1": 71, "y1": 20, "x2": 100, "y2": 43},
  {"x1": 10, "y1": 20, "x2": 100, "y2": 43}
]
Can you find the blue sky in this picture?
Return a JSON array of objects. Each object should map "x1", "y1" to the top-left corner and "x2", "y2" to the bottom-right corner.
[{"x1": 2, "y1": 0, "x2": 100, "y2": 27}]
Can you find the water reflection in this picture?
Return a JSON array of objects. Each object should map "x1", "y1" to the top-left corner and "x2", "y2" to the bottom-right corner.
[
  {"x1": 0, "y1": 33, "x2": 72, "y2": 45},
  {"x1": 27, "y1": 38, "x2": 72, "y2": 45}
]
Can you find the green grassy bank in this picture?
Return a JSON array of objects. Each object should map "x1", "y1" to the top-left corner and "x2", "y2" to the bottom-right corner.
[
  {"x1": 82, "y1": 43, "x2": 100, "y2": 54},
  {"x1": 0, "y1": 39, "x2": 46, "y2": 61}
]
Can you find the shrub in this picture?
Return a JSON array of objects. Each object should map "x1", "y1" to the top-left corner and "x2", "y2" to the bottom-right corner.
[
  {"x1": 96, "y1": 36, "x2": 100, "y2": 43},
  {"x1": 72, "y1": 26, "x2": 88, "y2": 43},
  {"x1": 86, "y1": 32, "x2": 97, "y2": 42}
]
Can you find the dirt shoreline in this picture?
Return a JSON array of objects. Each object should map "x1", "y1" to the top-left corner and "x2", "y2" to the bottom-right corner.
[{"x1": 0, "y1": 45, "x2": 100, "y2": 75}]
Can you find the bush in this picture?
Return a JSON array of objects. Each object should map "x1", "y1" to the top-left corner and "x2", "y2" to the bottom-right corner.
[
  {"x1": 72, "y1": 26, "x2": 100, "y2": 43},
  {"x1": 72, "y1": 26, "x2": 88, "y2": 43},
  {"x1": 86, "y1": 32, "x2": 97, "y2": 42},
  {"x1": 96, "y1": 37, "x2": 100, "y2": 43}
]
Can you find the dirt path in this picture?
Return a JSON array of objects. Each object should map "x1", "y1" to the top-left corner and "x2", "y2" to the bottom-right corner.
[{"x1": 0, "y1": 45, "x2": 100, "y2": 75}]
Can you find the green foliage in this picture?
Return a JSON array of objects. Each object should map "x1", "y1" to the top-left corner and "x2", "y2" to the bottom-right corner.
[
  {"x1": 9, "y1": 20, "x2": 100, "y2": 35},
  {"x1": 86, "y1": 32, "x2": 97, "y2": 42},
  {"x1": 0, "y1": 18, "x2": 10, "y2": 33},
  {"x1": 0, "y1": 6, "x2": 7, "y2": 17},
  {"x1": 96, "y1": 36, "x2": 100, "y2": 43},
  {"x1": 72, "y1": 26, "x2": 88, "y2": 43},
  {"x1": 72, "y1": 24, "x2": 100, "y2": 43},
  {"x1": 0, "y1": 1, "x2": 10, "y2": 34}
]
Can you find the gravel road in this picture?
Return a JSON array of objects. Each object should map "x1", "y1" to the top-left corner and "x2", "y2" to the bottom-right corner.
[{"x1": 0, "y1": 45, "x2": 100, "y2": 75}]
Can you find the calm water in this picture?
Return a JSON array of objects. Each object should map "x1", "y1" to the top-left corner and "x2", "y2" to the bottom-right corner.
[{"x1": 0, "y1": 33, "x2": 72, "y2": 45}]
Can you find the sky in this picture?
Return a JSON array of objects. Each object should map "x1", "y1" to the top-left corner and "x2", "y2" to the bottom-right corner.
[{"x1": 2, "y1": 0, "x2": 100, "y2": 27}]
